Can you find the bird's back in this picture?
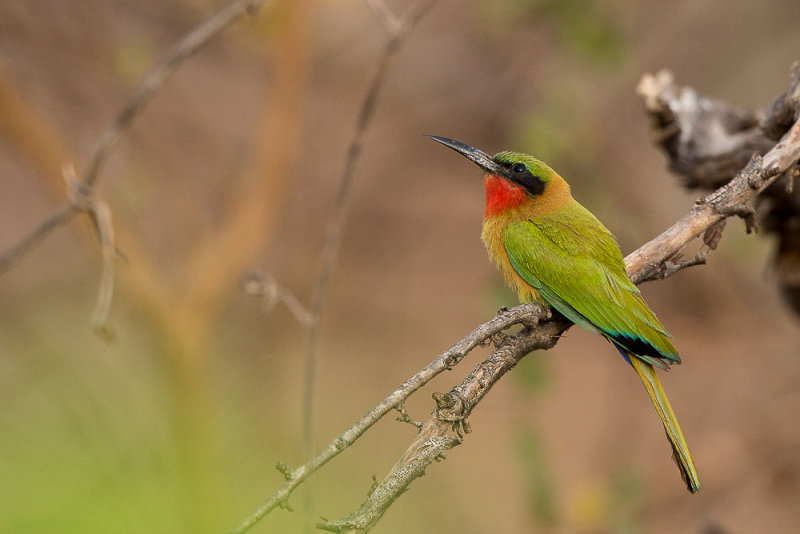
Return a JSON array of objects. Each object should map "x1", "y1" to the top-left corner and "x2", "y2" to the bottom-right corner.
[{"x1": 491, "y1": 199, "x2": 680, "y2": 368}]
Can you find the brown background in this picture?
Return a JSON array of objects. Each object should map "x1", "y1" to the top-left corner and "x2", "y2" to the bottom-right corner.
[{"x1": 1, "y1": 1, "x2": 799, "y2": 532}]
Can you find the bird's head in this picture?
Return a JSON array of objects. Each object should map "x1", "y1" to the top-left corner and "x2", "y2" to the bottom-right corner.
[{"x1": 427, "y1": 136, "x2": 570, "y2": 218}]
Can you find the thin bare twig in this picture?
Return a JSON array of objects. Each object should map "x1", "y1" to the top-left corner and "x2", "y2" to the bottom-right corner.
[
  {"x1": 61, "y1": 164, "x2": 118, "y2": 336},
  {"x1": 89, "y1": 196, "x2": 116, "y2": 338},
  {"x1": 225, "y1": 304, "x2": 546, "y2": 534},
  {"x1": 0, "y1": 0, "x2": 263, "y2": 330},
  {"x1": 298, "y1": 0, "x2": 437, "y2": 529},
  {"x1": 0, "y1": 205, "x2": 75, "y2": 274},
  {"x1": 317, "y1": 314, "x2": 568, "y2": 532},
  {"x1": 83, "y1": 0, "x2": 263, "y2": 188},
  {"x1": 241, "y1": 270, "x2": 313, "y2": 326}
]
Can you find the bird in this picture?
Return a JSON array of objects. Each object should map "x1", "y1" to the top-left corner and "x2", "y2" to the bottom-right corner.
[{"x1": 428, "y1": 135, "x2": 700, "y2": 493}]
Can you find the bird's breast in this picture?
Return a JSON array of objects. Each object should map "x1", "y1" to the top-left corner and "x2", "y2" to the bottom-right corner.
[{"x1": 481, "y1": 214, "x2": 547, "y2": 305}]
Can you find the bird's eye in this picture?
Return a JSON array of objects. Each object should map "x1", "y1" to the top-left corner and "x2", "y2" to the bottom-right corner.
[{"x1": 512, "y1": 163, "x2": 527, "y2": 173}]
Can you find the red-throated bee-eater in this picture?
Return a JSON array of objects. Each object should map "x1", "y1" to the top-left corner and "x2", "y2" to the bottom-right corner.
[{"x1": 428, "y1": 135, "x2": 700, "y2": 493}]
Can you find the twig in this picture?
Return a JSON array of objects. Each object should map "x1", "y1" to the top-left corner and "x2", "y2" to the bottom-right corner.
[
  {"x1": 224, "y1": 304, "x2": 546, "y2": 534},
  {"x1": 317, "y1": 314, "x2": 568, "y2": 532},
  {"x1": 298, "y1": 0, "x2": 437, "y2": 529},
  {"x1": 629, "y1": 67, "x2": 800, "y2": 284},
  {"x1": 62, "y1": 164, "x2": 118, "y2": 336},
  {"x1": 241, "y1": 270, "x2": 313, "y2": 326},
  {"x1": 82, "y1": 0, "x2": 263, "y2": 188},
  {"x1": 637, "y1": 64, "x2": 800, "y2": 315},
  {"x1": 0, "y1": 0, "x2": 263, "y2": 329},
  {"x1": 394, "y1": 402, "x2": 423, "y2": 429},
  {"x1": 0, "y1": 205, "x2": 75, "y2": 274}
]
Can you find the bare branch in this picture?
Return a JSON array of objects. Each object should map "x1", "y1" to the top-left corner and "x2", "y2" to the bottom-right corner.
[
  {"x1": 0, "y1": 205, "x2": 76, "y2": 274},
  {"x1": 82, "y1": 0, "x2": 263, "y2": 188},
  {"x1": 636, "y1": 65, "x2": 800, "y2": 316},
  {"x1": 0, "y1": 0, "x2": 263, "y2": 329},
  {"x1": 61, "y1": 164, "x2": 118, "y2": 336},
  {"x1": 628, "y1": 67, "x2": 800, "y2": 284},
  {"x1": 241, "y1": 270, "x2": 313, "y2": 327},
  {"x1": 224, "y1": 303, "x2": 546, "y2": 534},
  {"x1": 89, "y1": 195, "x2": 116, "y2": 339},
  {"x1": 298, "y1": 0, "x2": 437, "y2": 528},
  {"x1": 317, "y1": 315, "x2": 568, "y2": 533}
]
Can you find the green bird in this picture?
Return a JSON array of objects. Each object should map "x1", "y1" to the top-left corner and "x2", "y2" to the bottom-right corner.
[{"x1": 429, "y1": 135, "x2": 700, "y2": 493}]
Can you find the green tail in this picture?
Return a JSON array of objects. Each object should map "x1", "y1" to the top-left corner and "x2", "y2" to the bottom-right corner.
[{"x1": 629, "y1": 356, "x2": 700, "y2": 493}]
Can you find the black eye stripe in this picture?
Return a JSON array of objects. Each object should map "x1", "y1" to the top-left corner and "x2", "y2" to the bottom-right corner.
[{"x1": 503, "y1": 162, "x2": 546, "y2": 196}]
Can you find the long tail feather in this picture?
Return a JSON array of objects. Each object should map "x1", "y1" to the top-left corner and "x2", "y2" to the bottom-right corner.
[{"x1": 629, "y1": 355, "x2": 700, "y2": 493}]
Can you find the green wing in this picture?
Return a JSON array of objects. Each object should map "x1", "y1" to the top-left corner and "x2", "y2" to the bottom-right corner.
[{"x1": 502, "y1": 207, "x2": 679, "y2": 368}]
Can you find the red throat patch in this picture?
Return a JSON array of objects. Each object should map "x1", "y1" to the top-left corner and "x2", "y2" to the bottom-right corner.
[{"x1": 483, "y1": 174, "x2": 529, "y2": 218}]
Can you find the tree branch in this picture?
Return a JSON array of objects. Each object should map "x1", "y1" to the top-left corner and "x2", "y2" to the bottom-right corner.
[
  {"x1": 317, "y1": 312, "x2": 568, "y2": 533},
  {"x1": 0, "y1": 204, "x2": 75, "y2": 275},
  {"x1": 0, "y1": 0, "x2": 263, "y2": 330},
  {"x1": 225, "y1": 303, "x2": 549, "y2": 534},
  {"x1": 636, "y1": 64, "x2": 800, "y2": 314},
  {"x1": 298, "y1": 0, "x2": 437, "y2": 529},
  {"x1": 82, "y1": 0, "x2": 262, "y2": 188}
]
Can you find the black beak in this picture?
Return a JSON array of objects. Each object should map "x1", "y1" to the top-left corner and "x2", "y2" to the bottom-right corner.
[{"x1": 426, "y1": 136, "x2": 505, "y2": 176}]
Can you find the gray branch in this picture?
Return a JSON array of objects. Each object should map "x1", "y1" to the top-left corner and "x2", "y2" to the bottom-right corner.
[
  {"x1": 635, "y1": 64, "x2": 800, "y2": 316},
  {"x1": 225, "y1": 303, "x2": 552, "y2": 534}
]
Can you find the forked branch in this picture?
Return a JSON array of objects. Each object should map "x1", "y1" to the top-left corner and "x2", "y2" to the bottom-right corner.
[{"x1": 0, "y1": 0, "x2": 263, "y2": 331}]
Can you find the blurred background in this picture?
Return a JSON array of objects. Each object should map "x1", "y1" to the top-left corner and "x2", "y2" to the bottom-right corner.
[{"x1": 2, "y1": 0, "x2": 800, "y2": 532}]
